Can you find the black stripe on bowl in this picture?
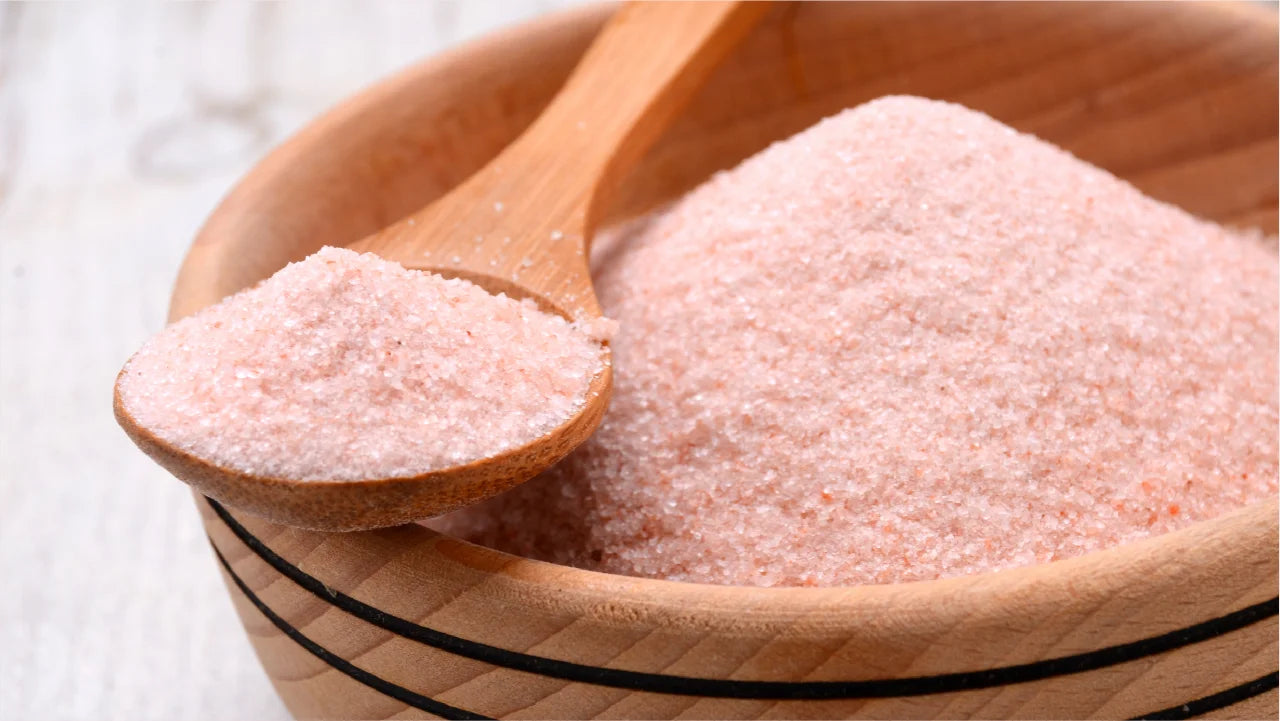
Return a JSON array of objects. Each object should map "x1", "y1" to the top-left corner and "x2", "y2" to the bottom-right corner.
[
  {"x1": 211, "y1": 534, "x2": 1277, "y2": 719},
  {"x1": 212, "y1": 541, "x2": 490, "y2": 720},
  {"x1": 207, "y1": 498, "x2": 1278, "y2": 703},
  {"x1": 1132, "y1": 672, "x2": 1278, "y2": 720}
]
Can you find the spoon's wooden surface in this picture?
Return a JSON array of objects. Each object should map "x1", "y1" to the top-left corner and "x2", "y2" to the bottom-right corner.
[
  {"x1": 352, "y1": 1, "x2": 768, "y2": 317},
  {"x1": 115, "y1": 1, "x2": 767, "y2": 532}
]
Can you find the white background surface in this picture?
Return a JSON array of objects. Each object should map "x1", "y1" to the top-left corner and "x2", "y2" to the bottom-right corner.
[{"x1": 0, "y1": 3, "x2": 581, "y2": 718}]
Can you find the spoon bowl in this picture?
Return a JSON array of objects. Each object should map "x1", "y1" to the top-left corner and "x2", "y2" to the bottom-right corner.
[
  {"x1": 114, "y1": 1, "x2": 768, "y2": 531},
  {"x1": 113, "y1": 366, "x2": 612, "y2": 530}
]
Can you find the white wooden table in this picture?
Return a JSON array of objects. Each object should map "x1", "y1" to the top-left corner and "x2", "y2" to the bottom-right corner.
[{"x1": 0, "y1": 3, "x2": 581, "y2": 718}]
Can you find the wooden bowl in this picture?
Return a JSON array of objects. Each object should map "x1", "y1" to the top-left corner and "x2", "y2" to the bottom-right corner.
[{"x1": 180, "y1": 3, "x2": 1279, "y2": 718}]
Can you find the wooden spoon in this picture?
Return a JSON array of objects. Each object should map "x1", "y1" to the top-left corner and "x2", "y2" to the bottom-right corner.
[{"x1": 115, "y1": 1, "x2": 768, "y2": 532}]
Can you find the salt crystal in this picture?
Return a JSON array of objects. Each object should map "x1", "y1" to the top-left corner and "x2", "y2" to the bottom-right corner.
[
  {"x1": 432, "y1": 96, "x2": 1279, "y2": 587},
  {"x1": 118, "y1": 247, "x2": 609, "y2": 481}
]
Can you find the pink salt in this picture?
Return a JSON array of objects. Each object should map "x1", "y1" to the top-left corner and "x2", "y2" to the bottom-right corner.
[
  {"x1": 118, "y1": 247, "x2": 607, "y2": 481},
  {"x1": 432, "y1": 96, "x2": 1279, "y2": 587}
]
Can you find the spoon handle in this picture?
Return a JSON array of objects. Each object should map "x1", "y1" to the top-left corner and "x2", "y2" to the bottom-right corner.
[
  {"x1": 354, "y1": 1, "x2": 767, "y2": 318},
  {"x1": 509, "y1": 1, "x2": 770, "y2": 234}
]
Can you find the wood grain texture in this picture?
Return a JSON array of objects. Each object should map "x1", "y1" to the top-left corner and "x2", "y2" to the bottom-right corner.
[
  {"x1": 168, "y1": 1, "x2": 1279, "y2": 719},
  {"x1": 202, "y1": 496, "x2": 1278, "y2": 719}
]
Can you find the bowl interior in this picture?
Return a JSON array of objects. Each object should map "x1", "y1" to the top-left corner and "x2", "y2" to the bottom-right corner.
[
  {"x1": 175, "y1": 0, "x2": 1280, "y2": 593},
  {"x1": 173, "y1": 1, "x2": 1278, "y2": 321},
  {"x1": 175, "y1": 0, "x2": 1280, "y2": 596}
]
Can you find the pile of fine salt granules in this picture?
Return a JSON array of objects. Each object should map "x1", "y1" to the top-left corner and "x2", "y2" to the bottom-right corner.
[
  {"x1": 433, "y1": 96, "x2": 1279, "y2": 587},
  {"x1": 117, "y1": 247, "x2": 607, "y2": 481}
]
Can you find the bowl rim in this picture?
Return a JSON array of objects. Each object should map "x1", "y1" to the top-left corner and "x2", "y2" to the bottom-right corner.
[{"x1": 175, "y1": 1, "x2": 1280, "y2": 612}]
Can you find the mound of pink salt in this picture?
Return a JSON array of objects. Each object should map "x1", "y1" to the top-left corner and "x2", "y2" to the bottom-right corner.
[
  {"x1": 432, "y1": 96, "x2": 1279, "y2": 587},
  {"x1": 117, "y1": 246, "x2": 607, "y2": 481}
]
